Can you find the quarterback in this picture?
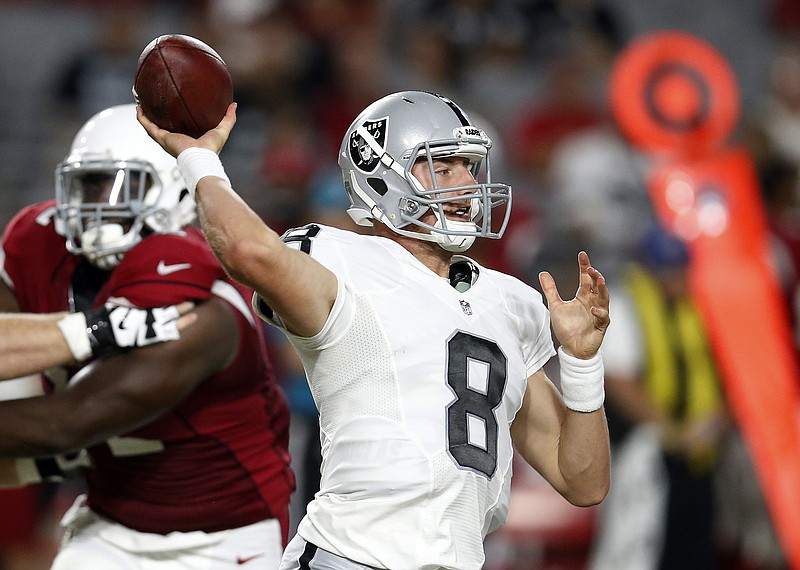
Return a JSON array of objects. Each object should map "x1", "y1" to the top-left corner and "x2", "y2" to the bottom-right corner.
[{"x1": 139, "y1": 91, "x2": 611, "y2": 570}]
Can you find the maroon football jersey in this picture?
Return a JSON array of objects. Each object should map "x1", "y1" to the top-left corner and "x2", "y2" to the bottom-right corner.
[{"x1": 1, "y1": 201, "x2": 295, "y2": 539}]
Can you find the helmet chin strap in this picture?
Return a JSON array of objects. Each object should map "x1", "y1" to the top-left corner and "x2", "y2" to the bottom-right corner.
[
  {"x1": 428, "y1": 197, "x2": 481, "y2": 252},
  {"x1": 386, "y1": 215, "x2": 477, "y2": 253},
  {"x1": 435, "y1": 232, "x2": 476, "y2": 253},
  {"x1": 431, "y1": 219, "x2": 477, "y2": 253}
]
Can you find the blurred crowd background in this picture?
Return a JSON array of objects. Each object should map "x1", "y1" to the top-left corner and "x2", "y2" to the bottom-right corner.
[
  {"x1": 1, "y1": 0, "x2": 799, "y2": 569},
  {"x1": 0, "y1": 0, "x2": 794, "y2": 292}
]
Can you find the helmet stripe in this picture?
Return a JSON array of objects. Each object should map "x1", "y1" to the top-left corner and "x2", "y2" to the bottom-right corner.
[{"x1": 426, "y1": 91, "x2": 471, "y2": 126}]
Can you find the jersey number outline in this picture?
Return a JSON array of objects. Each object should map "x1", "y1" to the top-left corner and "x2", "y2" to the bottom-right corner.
[
  {"x1": 446, "y1": 331, "x2": 507, "y2": 478},
  {"x1": 281, "y1": 224, "x2": 321, "y2": 253}
]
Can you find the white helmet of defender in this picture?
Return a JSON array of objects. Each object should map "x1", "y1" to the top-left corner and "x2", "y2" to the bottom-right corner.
[{"x1": 55, "y1": 104, "x2": 195, "y2": 269}]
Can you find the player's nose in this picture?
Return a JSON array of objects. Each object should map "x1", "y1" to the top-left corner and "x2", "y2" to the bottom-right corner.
[{"x1": 458, "y1": 165, "x2": 478, "y2": 187}]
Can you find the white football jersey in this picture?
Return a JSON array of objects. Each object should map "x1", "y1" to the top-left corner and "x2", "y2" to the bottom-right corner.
[{"x1": 258, "y1": 224, "x2": 555, "y2": 570}]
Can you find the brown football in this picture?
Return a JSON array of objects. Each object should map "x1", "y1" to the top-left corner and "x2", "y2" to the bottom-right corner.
[{"x1": 133, "y1": 34, "x2": 233, "y2": 138}]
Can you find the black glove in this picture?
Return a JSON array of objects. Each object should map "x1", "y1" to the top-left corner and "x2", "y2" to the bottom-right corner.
[{"x1": 83, "y1": 304, "x2": 182, "y2": 357}]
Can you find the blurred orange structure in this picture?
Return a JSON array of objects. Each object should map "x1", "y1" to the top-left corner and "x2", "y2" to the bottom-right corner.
[{"x1": 611, "y1": 30, "x2": 800, "y2": 568}]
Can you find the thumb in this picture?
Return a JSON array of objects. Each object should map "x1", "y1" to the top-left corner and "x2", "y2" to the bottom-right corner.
[{"x1": 538, "y1": 271, "x2": 561, "y2": 308}]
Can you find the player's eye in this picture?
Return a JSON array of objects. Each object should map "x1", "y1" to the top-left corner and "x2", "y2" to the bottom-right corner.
[{"x1": 73, "y1": 173, "x2": 117, "y2": 202}]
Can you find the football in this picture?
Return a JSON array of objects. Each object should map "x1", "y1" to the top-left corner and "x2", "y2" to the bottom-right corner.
[{"x1": 133, "y1": 34, "x2": 233, "y2": 138}]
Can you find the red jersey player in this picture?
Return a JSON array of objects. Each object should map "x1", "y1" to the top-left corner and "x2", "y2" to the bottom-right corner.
[{"x1": 0, "y1": 104, "x2": 294, "y2": 569}]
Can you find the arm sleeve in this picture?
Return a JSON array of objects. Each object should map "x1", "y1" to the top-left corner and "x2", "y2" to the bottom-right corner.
[{"x1": 254, "y1": 275, "x2": 354, "y2": 350}]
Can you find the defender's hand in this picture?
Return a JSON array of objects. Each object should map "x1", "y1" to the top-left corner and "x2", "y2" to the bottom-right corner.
[{"x1": 83, "y1": 302, "x2": 197, "y2": 357}]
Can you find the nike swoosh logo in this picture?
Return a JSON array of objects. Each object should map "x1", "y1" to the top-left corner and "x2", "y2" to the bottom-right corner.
[
  {"x1": 236, "y1": 553, "x2": 266, "y2": 565},
  {"x1": 157, "y1": 261, "x2": 192, "y2": 275}
]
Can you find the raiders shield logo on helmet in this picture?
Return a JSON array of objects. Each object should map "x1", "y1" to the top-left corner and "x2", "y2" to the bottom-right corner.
[{"x1": 349, "y1": 118, "x2": 388, "y2": 174}]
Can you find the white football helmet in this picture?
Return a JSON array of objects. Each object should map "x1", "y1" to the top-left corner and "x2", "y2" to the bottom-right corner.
[
  {"x1": 338, "y1": 90, "x2": 512, "y2": 252},
  {"x1": 55, "y1": 104, "x2": 195, "y2": 269}
]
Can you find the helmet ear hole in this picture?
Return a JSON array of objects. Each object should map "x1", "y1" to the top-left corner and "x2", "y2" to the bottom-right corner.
[{"x1": 367, "y1": 177, "x2": 389, "y2": 196}]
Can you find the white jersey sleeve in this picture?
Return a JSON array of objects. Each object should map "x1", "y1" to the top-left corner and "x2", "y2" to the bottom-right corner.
[{"x1": 267, "y1": 224, "x2": 556, "y2": 570}]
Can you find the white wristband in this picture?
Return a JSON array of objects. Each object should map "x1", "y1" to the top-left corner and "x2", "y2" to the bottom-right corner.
[
  {"x1": 558, "y1": 347, "x2": 605, "y2": 412},
  {"x1": 176, "y1": 147, "x2": 231, "y2": 198},
  {"x1": 57, "y1": 312, "x2": 92, "y2": 362}
]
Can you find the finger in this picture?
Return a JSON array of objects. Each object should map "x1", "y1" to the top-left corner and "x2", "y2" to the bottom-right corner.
[
  {"x1": 578, "y1": 250, "x2": 591, "y2": 269},
  {"x1": 223, "y1": 102, "x2": 237, "y2": 126},
  {"x1": 136, "y1": 104, "x2": 154, "y2": 131},
  {"x1": 589, "y1": 267, "x2": 610, "y2": 305},
  {"x1": 203, "y1": 102, "x2": 238, "y2": 148},
  {"x1": 538, "y1": 271, "x2": 562, "y2": 308},
  {"x1": 577, "y1": 250, "x2": 595, "y2": 291},
  {"x1": 175, "y1": 312, "x2": 198, "y2": 332},
  {"x1": 136, "y1": 105, "x2": 165, "y2": 142},
  {"x1": 174, "y1": 301, "x2": 195, "y2": 317},
  {"x1": 591, "y1": 306, "x2": 611, "y2": 329},
  {"x1": 211, "y1": 103, "x2": 236, "y2": 135}
]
